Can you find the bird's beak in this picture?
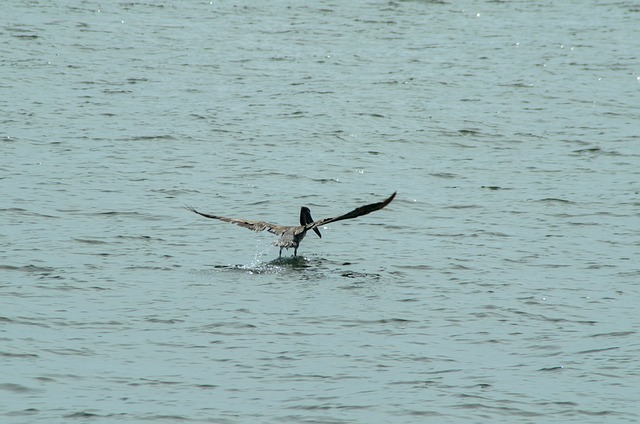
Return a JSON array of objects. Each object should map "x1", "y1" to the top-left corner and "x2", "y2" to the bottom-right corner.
[
  {"x1": 302, "y1": 208, "x2": 322, "y2": 238},
  {"x1": 306, "y1": 211, "x2": 322, "y2": 238}
]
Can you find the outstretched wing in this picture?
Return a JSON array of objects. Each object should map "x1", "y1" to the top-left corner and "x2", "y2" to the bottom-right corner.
[
  {"x1": 184, "y1": 205, "x2": 290, "y2": 235},
  {"x1": 306, "y1": 192, "x2": 396, "y2": 230}
]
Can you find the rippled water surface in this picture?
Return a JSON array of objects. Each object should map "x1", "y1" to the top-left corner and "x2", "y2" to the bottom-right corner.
[{"x1": 2, "y1": 0, "x2": 640, "y2": 422}]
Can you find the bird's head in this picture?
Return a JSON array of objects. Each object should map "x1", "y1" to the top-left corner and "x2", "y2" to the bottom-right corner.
[{"x1": 300, "y1": 207, "x2": 322, "y2": 238}]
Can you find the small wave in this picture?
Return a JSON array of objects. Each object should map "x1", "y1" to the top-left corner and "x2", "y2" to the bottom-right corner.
[
  {"x1": 590, "y1": 331, "x2": 636, "y2": 338},
  {"x1": 73, "y1": 238, "x2": 109, "y2": 245},
  {"x1": 0, "y1": 351, "x2": 39, "y2": 359},
  {"x1": 64, "y1": 412, "x2": 102, "y2": 419},
  {"x1": 0, "y1": 383, "x2": 42, "y2": 394},
  {"x1": 536, "y1": 197, "x2": 575, "y2": 204},
  {"x1": 0, "y1": 264, "x2": 57, "y2": 274}
]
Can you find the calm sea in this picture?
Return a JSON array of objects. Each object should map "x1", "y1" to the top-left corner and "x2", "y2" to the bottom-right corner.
[{"x1": 2, "y1": 0, "x2": 639, "y2": 422}]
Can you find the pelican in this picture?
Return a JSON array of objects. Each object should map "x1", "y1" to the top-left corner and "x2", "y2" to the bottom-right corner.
[{"x1": 185, "y1": 192, "x2": 396, "y2": 257}]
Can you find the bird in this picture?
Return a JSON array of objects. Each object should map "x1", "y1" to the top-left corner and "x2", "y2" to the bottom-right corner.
[{"x1": 185, "y1": 192, "x2": 396, "y2": 257}]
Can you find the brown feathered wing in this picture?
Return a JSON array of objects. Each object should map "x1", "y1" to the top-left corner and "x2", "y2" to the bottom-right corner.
[
  {"x1": 305, "y1": 191, "x2": 396, "y2": 231},
  {"x1": 183, "y1": 206, "x2": 290, "y2": 236}
]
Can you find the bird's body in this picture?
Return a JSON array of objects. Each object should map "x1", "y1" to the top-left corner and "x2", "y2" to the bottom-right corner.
[
  {"x1": 185, "y1": 192, "x2": 396, "y2": 257},
  {"x1": 273, "y1": 227, "x2": 307, "y2": 256}
]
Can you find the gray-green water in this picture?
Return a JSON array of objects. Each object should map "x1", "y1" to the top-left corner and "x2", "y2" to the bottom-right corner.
[{"x1": 2, "y1": 1, "x2": 639, "y2": 422}]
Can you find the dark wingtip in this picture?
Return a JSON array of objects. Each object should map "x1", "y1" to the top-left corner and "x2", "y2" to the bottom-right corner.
[{"x1": 385, "y1": 191, "x2": 397, "y2": 205}]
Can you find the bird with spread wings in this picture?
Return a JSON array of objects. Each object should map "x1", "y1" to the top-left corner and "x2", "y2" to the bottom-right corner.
[{"x1": 185, "y1": 192, "x2": 396, "y2": 257}]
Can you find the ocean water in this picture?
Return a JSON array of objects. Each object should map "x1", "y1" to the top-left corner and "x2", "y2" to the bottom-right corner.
[{"x1": 2, "y1": 0, "x2": 639, "y2": 422}]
